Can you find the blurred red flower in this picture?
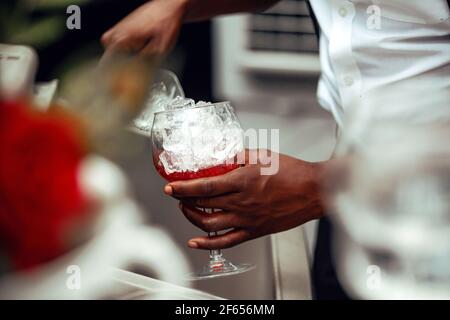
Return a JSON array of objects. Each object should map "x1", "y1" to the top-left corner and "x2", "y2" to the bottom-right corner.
[{"x1": 0, "y1": 100, "x2": 88, "y2": 270}]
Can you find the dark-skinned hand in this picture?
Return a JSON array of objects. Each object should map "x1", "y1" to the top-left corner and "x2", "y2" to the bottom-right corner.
[
  {"x1": 164, "y1": 149, "x2": 327, "y2": 250},
  {"x1": 101, "y1": 0, "x2": 187, "y2": 56}
]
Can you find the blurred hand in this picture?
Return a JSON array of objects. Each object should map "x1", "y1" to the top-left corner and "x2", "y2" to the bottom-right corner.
[
  {"x1": 165, "y1": 150, "x2": 327, "y2": 250},
  {"x1": 101, "y1": 0, "x2": 188, "y2": 56}
]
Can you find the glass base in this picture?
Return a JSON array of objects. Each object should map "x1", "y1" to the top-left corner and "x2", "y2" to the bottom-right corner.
[{"x1": 188, "y1": 257, "x2": 255, "y2": 280}]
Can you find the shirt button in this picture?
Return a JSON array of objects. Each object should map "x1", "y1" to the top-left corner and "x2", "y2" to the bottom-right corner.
[
  {"x1": 344, "y1": 76, "x2": 354, "y2": 87},
  {"x1": 339, "y1": 7, "x2": 348, "y2": 17}
]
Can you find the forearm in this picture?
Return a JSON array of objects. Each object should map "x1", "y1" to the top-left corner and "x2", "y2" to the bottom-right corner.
[
  {"x1": 316, "y1": 156, "x2": 351, "y2": 218},
  {"x1": 177, "y1": 0, "x2": 279, "y2": 22}
]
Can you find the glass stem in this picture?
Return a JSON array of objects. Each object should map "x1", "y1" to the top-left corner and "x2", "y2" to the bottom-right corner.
[
  {"x1": 205, "y1": 208, "x2": 224, "y2": 264},
  {"x1": 209, "y1": 235, "x2": 222, "y2": 260}
]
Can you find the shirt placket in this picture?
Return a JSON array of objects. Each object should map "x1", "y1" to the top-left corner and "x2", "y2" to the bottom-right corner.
[{"x1": 329, "y1": 0, "x2": 363, "y2": 111}]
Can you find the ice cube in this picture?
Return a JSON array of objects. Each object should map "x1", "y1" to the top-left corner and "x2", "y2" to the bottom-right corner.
[
  {"x1": 159, "y1": 150, "x2": 195, "y2": 174},
  {"x1": 162, "y1": 128, "x2": 189, "y2": 154},
  {"x1": 196, "y1": 101, "x2": 211, "y2": 107},
  {"x1": 166, "y1": 96, "x2": 196, "y2": 110},
  {"x1": 133, "y1": 82, "x2": 172, "y2": 131},
  {"x1": 212, "y1": 127, "x2": 244, "y2": 162},
  {"x1": 192, "y1": 128, "x2": 223, "y2": 158},
  {"x1": 156, "y1": 99, "x2": 244, "y2": 173},
  {"x1": 159, "y1": 151, "x2": 177, "y2": 174}
]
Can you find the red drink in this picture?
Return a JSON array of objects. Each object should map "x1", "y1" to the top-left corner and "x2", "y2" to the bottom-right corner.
[
  {"x1": 153, "y1": 148, "x2": 240, "y2": 182},
  {"x1": 155, "y1": 161, "x2": 240, "y2": 182}
]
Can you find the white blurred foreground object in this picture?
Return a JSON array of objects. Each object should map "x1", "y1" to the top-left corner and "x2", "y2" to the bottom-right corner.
[
  {"x1": 330, "y1": 82, "x2": 450, "y2": 299},
  {"x1": 32, "y1": 80, "x2": 59, "y2": 110},
  {"x1": 334, "y1": 127, "x2": 450, "y2": 299},
  {"x1": 0, "y1": 44, "x2": 37, "y2": 99},
  {"x1": 0, "y1": 44, "x2": 58, "y2": 108},
  {"x1": 111, "y1": 270, "x2": 224, "y2": 300},
  {"x1": 0, "y1": 156, "x2": 193, "y2": 299}
]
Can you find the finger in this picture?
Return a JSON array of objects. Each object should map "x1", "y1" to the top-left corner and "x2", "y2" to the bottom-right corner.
[
  {"x1": 106, "y1": 33, "x2": 147, "y2": 54},
  {"x1": 101, "y1": 30, "x2": 113, "y2": 47},
  {"x1": 139, "y1": 39, "x2": 165, "y2": 57},
  {"x1": 180, "y1": 204, "x2": 241, "y2": 233},
  {"x1": 182, "y1": 194, "x2": 240, "y2": 211},
  {"x1": 187, "y1": 229, "x2": 253, "y2": 250},
  {"x1": 98, "y1": 48, "x2": 116, "y2": 68},
  {"x1": 165, "y1": 171, "x2": 240, "y2": 198}
]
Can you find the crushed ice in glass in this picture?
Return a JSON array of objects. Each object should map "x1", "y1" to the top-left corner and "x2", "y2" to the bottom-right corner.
[
  {"x1": 133, "y1": 82, "x2": 175, "y2": 132},
  {"x1": 132, "y1": 77, "x2": 243, "y2": 174},
  {"x1": 133, "y1": 81, "x2": 212, "y2": 132},
  {"x1": 153, "y1": 100, "x2": 244, "y2": 175}
]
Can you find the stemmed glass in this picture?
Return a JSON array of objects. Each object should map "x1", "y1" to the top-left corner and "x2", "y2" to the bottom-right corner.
[{"x1": 151, "y1": 102, "x2": 255, "y2": 280}]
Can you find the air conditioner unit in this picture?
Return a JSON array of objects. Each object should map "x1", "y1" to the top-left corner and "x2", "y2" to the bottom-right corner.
[{"x1": 213, "y1": 0, "x2": 320, "y2": 100}]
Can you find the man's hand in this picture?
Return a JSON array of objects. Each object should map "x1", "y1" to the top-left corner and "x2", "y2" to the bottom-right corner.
[
  {"x1": 101, "y1": 0, "x2": 188, "y2": 56},
  {"x1": 101, "y1": 0, "x2": 279, "y2": 56},
  {"x1": 164, "y1": 150, "x2": 326, "y2": 250}
]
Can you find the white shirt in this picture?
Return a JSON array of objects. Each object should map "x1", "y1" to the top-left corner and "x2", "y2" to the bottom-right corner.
[{"x1": 309, "y1": 0, "x2": 450, "y2": 127}]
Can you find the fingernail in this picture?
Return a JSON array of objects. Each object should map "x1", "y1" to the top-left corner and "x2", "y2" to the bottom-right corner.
[
  {"x1": 188, "y1": 241, "x2": 199, "y2": 249},
  {"x1": 164, "y1": 185, "x2": 173, "y2": 195}
]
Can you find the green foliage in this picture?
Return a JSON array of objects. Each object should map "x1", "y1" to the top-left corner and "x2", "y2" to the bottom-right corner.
[
  {"x1": 0, "y1": 0, "x2": 90, "y2": 48},
  {"x1": 9, "y1": 16, "x2": 66, "y2": 48},
  {"x1": 35, "y1": 0, "x2": 90, "y2": 10}
]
